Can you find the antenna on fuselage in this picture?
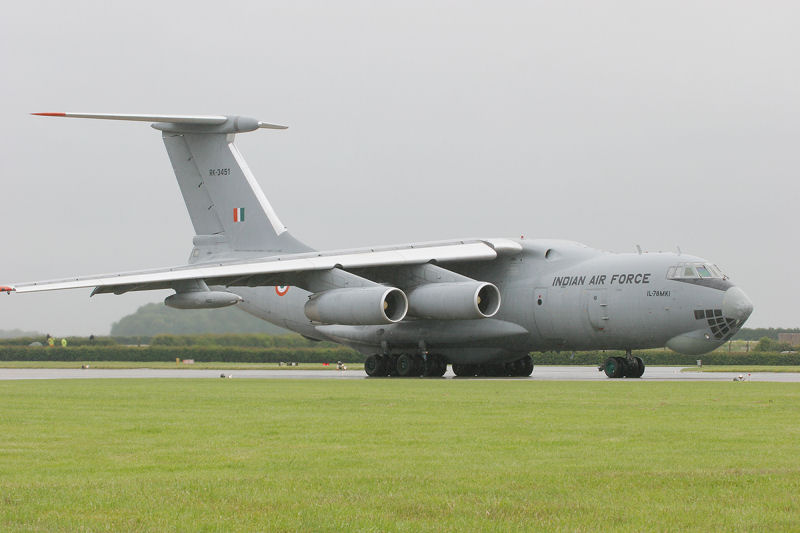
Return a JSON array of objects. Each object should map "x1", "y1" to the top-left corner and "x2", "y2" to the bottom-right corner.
[
  {"x1": 635, "y1": 244, "x2": 642, "y2": 255},
  {"x1": 676, "y1": 246, "x2": 682, "y2": 255}
]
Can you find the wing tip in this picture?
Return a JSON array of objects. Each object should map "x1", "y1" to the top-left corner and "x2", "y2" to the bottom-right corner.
[
  {"x1": 258, "y1": 121, "x2": 289, "y2": 130},
  {"x1": 0, "y1": 286, "x2": 15, "y2": 294},
  {"x1": 31, "y1": 112, "x2": 66, "y2": 117}
]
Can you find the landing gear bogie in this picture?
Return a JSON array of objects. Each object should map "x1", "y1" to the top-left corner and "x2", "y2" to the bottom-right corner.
[
  {"x1": 452, "y1": 355, "x2": 533, "y2": 377},
  {"x1": 603, "y1": 353, "x2": 645, "y2": 379}
]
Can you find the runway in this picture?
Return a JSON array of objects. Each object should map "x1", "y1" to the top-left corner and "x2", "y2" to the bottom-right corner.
[{"x1": 1, "y1": 366, "x2": 799, "y2": 382}]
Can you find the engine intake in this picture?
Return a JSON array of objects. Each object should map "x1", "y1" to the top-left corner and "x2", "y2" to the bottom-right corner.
[
  {"x1": 407, "y1": 281, "x2": 501, "y2": 320},
  {"x1": 304, "y1": 287, "x2": 408, "y2": 325}
]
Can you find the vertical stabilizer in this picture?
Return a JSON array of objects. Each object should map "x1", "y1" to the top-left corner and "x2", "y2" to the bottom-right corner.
[
  {"x1": 32, "y1": 112, "x2": 312, "y2": 259},
  {"x1": 162, "y1": 130, "x2": 310, "y2": 257}
]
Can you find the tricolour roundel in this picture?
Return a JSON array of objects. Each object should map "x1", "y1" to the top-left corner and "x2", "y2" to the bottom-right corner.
[{"x1": 275, "y1": 285, "x2": 290, "y2": 296}]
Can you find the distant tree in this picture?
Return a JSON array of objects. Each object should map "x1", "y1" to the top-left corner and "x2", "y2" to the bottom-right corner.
[
  {"x1": 733, "y1": 328, "x2": 800, "y2": 341},
  {"x1": 755, "y1": 337, "x2": 793, "y2": 352},
  {"x1": 110, "y1": 303, "x2": 288, "y2": 336}
]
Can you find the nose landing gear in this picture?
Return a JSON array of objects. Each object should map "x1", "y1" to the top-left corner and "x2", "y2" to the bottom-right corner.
[{"x1": 602, "y1": 350, "x2": 645, "y2": 378}]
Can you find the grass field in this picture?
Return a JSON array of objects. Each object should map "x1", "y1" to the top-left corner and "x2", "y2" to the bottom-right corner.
[{"x1": 1, "y1": 380, "x2": 799, "y2": 532}]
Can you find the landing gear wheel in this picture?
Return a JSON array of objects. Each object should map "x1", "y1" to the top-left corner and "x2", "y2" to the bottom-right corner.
[
  {"x1": 629, "y1": 356, "x2": 645, "y2": 378},
  {"x1": 484, "y1": 363, "x2": 505, "y2": 377},
  {"x1": 364, "y1": 355, "x2": 385, "y2": 377},
  {"x1": 435, "y1": 357, "x2": 448, "y2": 377},
  {"x1": 452, "y1": 363, "x2": 476, "y2": 377},
  {"x1": 604, "y1": 356, "x2": 624, "y2": 378},
  {"x1": 396, "y1": 354, "x2": 417, "y2": 377},
  {"x1": 423, "y1": 355, "x2": 447, "y2": 377},
  {"x1": 386, "y1": 355, "x2": 399, "y2": 377},
  {"x1": 518, "y1": 355, "x2": 534, "y2": 376}
]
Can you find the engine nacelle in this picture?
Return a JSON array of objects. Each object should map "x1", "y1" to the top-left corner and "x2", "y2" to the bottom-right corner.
[
  {"x1": 304, "y1": 287, "x2": 408, "y2": 325},
  {"x1": 165, "y1": 291, "x2": 242, "y2": 309},
  {"x1": 407, "y1": 281, "x2": 501, "y2": 320}
]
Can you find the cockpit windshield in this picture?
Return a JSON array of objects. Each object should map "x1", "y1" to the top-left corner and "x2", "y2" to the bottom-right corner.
[{"x1": 667, "y1": 262, "x2": 727, "y2": 280}]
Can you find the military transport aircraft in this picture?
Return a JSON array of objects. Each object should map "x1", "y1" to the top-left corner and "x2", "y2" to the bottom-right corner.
[{"x1": 3, "y1": 112, "x2": 754, "y2": 378}]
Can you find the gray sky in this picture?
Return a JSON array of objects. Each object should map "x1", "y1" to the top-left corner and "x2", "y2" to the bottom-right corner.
[{"x1": 1, "y1": 1, "x2": 797, "y2": 335}]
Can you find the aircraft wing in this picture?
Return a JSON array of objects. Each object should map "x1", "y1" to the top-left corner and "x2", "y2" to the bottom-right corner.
[{"x1": 3, "y1": 239, "x2": 522, "y2": 296}]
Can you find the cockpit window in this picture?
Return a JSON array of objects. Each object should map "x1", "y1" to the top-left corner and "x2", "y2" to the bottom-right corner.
[
  {"x1": 696, "y1": 265, "x2": 712, "y2": 278},
  {"x1": 668, "y1": 262, "x2": 727, "y2": 280}
]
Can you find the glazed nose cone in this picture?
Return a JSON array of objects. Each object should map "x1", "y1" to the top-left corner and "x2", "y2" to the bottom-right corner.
[{"x1": 722, "y1": 286, "x2": 754, "y2": 322}]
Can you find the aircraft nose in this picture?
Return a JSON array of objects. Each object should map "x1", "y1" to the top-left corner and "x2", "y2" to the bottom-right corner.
[{"x1": 722, "y1": 286, "x2": 754, "y2": 322}]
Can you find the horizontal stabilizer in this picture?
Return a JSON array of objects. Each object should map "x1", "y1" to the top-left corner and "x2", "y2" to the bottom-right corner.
[{"x1": 32, "y1": 112, "x2": 288, "y2": 130}]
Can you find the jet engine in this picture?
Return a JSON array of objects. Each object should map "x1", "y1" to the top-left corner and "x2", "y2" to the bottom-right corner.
[
  {"x1": 165, "y1": 290, "x2": 242, "y2": 309},
  {"x1": 304, "y1": 286, "x2": 408, "y2": 325},
  {"x1": 406, "y1": 281, "x2": 501, "y2": 320}
]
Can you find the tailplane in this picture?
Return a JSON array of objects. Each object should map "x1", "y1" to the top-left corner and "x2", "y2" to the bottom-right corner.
[{"x1": 32, "y1": 112, "x2": 312, "y2": 260}]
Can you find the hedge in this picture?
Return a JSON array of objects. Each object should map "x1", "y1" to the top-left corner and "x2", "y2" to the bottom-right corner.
[
  {"x1": 0, "y1": 346, "x2": 362, "y2": 363},
  {"x1": 532, "y1": 351, "x2": 800, "y2": 366},
  {"x1": 1, "y1": 345, "x2": 798, "y2": 366},
  {"x1": 148, "y1": 333, "x2": 338, "y2": 348},
  {"x1": 0, "y1": 333, "x2": 339, "y2": 349}
]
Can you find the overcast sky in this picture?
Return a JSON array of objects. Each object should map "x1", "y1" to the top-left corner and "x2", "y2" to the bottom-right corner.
[{"x1": 1, "y1": 1, "x2": 797, "y2": 335}]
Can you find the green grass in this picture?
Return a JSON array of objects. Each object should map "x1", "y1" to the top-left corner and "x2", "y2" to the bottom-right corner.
[
  {"x1": 1, "y1": 380, "x2": 799, "y2": 532},
  {"x1": 681, "y1": 365, "x2": 800, "y2": 373},
  {"x1": 0, "y1": 361, "x2": 363, "y2": 370}
]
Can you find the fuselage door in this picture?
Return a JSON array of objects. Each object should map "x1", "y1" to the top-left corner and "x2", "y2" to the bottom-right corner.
[
  {"x1": 585, "y1": 288, "x2": 609, "y2": 331},
  {"x1": 532, "y1": 287, "x2": 557, "y2": 339}
]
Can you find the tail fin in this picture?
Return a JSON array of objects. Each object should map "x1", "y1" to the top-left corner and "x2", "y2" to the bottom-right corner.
[{"x1": 33, "y1": 112, "x2": 312, "y2": 258}]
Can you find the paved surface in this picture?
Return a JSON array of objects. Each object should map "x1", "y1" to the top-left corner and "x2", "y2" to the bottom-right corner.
[{"x1": 1, "y1": 366, "x2": 799, "y2": 382}]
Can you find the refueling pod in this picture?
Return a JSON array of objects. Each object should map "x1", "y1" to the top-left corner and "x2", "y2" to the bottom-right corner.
[
  {"x1": 304, "y1": 286, "x2": 408, "y2": 325},
  {"x1": 165, "y1": 291, "x2": 242, "y2": 309},
  {"x1": 406, "y1": 281, "x2": 501, "y2": 320}
]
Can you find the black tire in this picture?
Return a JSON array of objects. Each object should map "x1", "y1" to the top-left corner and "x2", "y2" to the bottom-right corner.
[
  {"x1": 364, "y1": 355, "x2": 384, "y2": 377},
  {"x1": 604, "y1": 357, "x2": 624, "y2": 378},
  {"x1": 423, "y1": 355, "x2": 448, "y2": 377},
  {"x1": 386, "y1": 355, "x2": 398, "y2": 376},
  {"x1": 484, "y1": 363, "x2": 505, "y2": 377},
  {"x1": 435, "y1": 356, "x2": 448, "y2": 377},
  {"x1": 422, "y1": 356, "x2": 436, "y2": 377},
  {"x1": 396, "y1": 353, "x2": 416, "y2": 377},
  {"x1": 413, "y1": 354, "x2": 425, "y2": 376},
  {"x1": 631, "y1": 356, "x2": 645, "y2": 378},
  {"x1": 520, "y1": 356, "x2": 534, "y2": 376},
  {"x1": 452, "y1": 363, "x2": 475, "y2": 377}
]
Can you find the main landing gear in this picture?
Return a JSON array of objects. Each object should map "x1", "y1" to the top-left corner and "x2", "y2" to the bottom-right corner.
[
  {"x1": 364, "y1": 353, "x2": 448, "y2": 377},
  {"x1": 364, "y1": 353, "x2": 535, "y2": 378},
  {"x1": 602, "y1": 350, "x2": 645, "y2": 378},
  {"x1": 452, "y1": 355, "x2": 534, "y2": 377}
]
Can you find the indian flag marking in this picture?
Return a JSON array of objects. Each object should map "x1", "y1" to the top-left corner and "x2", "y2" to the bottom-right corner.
[
  {"x1": 275, "y1": 285, "x2": 290, "y2": 296},
  {"x1": 233, "y1": 207, "x2": 245, "y2": 222}
]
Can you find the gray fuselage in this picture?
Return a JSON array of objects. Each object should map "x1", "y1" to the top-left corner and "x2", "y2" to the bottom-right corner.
[{"x1": 228, "y1": 238, "x2": 754, "y2": 365}]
